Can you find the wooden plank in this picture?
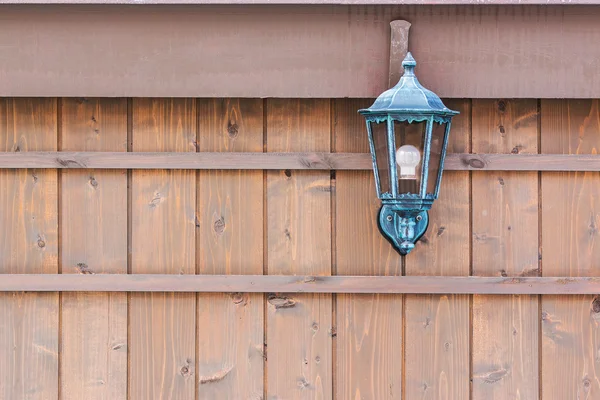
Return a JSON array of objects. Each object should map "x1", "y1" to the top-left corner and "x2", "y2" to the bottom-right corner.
[
  {"x1": 130, "y1": 99, "x2": 196, "y2": 399},
  {"x1": 0, "y1": 98, "x2": 58, "y2": 400},
  {"x1": 0, "y1": 151, "x2": 599, "y2": 171},
  {"x1": 0, "y1": 274, "x2": 600, "y2": 294},
  {"x1": 266, "y1": 99, "x2": 332, "y2": 399},
  {"x1": 59, "y1": 98, "x2": 127, "y2": 400},
  {"x1": 4, "y1": 7, "x2": 600, "y2": 99},
  {"x1": 471, "y1": 99, "x2": 539, "y2": 399},
  {"x1": 4, "y1": 0, "x2": 600, "y2": 5},
  {"x1": 334, "y1": 98, "x2": 403, "y2": 399},
  {"x1": 541, "y1": 100, "x2": 600, "y2": 399},
  {"x1": 404, "y1": 99, "x2": 471, "y2": 399},
  {"x1": 196, "y1": 98, "x2": 264, "y2": 398}
]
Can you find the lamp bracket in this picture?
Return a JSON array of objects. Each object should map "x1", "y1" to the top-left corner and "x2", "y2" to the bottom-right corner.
[{"x1": 378, "y1": 205, "x2": 428, "y2": 255}]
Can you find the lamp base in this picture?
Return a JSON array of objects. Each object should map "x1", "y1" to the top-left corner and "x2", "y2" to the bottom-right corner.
[{"x1": 378, "y1": 205, "x2": 429, "y2": 256}]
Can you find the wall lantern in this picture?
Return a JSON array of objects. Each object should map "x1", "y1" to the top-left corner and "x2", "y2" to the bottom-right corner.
[{"x1": 359, "y1": 52, "x2": 459, "y2": 255}]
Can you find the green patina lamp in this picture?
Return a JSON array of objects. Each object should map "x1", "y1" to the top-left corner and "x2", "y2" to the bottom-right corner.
[{"x1": 359, "y1": 52, "x2": 459, "y2": 255}]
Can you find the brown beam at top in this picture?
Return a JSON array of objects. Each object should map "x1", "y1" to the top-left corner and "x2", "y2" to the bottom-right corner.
[
  {"x1": 1, "y1": 6, "x2": 600, "y2": 98},
  {"x1": 0, "y1": 152, "x2": 598, "y2": 171},
  {"x1": 2, "y1": 0, "x2": 599, "y2": 4}
]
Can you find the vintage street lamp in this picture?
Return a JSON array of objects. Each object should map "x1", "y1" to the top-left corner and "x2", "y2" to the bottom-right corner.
[{"x1": 359, "y1": 52, "x2": 459, "y2": 255}]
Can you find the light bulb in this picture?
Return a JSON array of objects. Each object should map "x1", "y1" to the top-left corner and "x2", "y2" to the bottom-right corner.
[{"x1": 396, "y1": 145, "x2": 421, "y2": 180}]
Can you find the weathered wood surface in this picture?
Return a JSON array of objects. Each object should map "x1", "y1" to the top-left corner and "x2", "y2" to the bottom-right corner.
[
  {"x1": 60, "y1": 98, "x2": 128, "y2": 399},
  {"x1": 4, "y1": 7, "x2": 600, "y2": 99},
  {"x1": 541, "y1": 100, "x2": 600, "y2": 399},
  {"x1": 471, "y1": 99, "x2": 539, "y2": 399},
  {"x1": 1, "y1": 151, "x2": 600, "y2": 171},
  {"x1": 404, "y1": 99, "x2": 471, "y2": 399},
  {"x1": 0, "y1": 98, "x2": 59, "y2": 400},
  {"x1": 266, "y1": 99, "x2": 333, "y2": 399},
  {"x1": 129, "y1": 99, "x2": 197, "y2": 399},
  {"x1": 334, "y1": 98, "x2": 403, "y2": 399},
  {"x1": 1, "y1": 274, "x2": 600, "y2": 294},
  {"x1": 196, "y1": 98, "x2": 264, "y2": 399}
]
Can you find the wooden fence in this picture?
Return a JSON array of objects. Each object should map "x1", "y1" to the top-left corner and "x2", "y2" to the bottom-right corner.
[{"x1": 0, "y1": 97, "x2": 598, "y2": 399}]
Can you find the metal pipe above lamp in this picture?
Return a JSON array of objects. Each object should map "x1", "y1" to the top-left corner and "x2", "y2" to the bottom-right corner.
[{"x1": 359, "y1": 52, "x2": 459, "y2": 255}]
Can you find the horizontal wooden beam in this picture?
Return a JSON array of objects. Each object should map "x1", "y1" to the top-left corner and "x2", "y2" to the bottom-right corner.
[
  {"x1": 2, "y1": 7, "x2": 600, "y2": 98},
  {"x1": 1, "y1": 274, "x2": 600, "y2": 294},
  {"x1": 0, "y1": 152, "x2": 599, "y2": 172}
]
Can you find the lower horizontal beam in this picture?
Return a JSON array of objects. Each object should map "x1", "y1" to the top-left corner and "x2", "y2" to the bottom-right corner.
[
  {"x1": 1, "y1": 274, "x2": 599, "y2": 294},
  {"x1": 0, "y1": 152, "x2": 598, "y2": 171}
]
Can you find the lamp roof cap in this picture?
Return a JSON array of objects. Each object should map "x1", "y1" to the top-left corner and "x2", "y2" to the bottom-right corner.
[{"x1": 359, "y1": 52, "x2": 458, "y2": 117}]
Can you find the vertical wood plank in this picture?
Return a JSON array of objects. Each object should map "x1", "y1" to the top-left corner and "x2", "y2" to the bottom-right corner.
[
  {"x1": 334, "y1": 98, "x2": 403, "y2": 399},
  {"x1": 541, "y1": 99, "x2": 600, "y2": 399},
  {"x1": 404, "y1": 99, "x2": 471, "y2": 400},
  {"x1": 471, "y1": 99, "x2": 539, "y2": 399},
  {"x1": 130, "y1": 98, "x2": 196, "y2": 400},
  {"x1": 60, "y1": 98, "x2": 128, "y2": 400},
  {"x1": 0, "y1": 98, "x2": 59, "y2": 400},
  {"x1": 196, "y1": 98, "x2": 264, "y2": 399},
  {"x1": 266, "y1": 99, "x2": 332, "y2": 399}
]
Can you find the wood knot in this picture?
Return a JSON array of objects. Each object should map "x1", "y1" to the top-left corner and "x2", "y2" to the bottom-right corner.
[
  {"x1": 148, "y1": 193, "x2": 162, "y2": 209},
  {"x1": 468, "y1": 158, "x2": 485, "y2": 169},
  {"x1": 497, "y1": 100, "x2": 507, "y2": 112},
  {"x1": 284, "y1": 169, "x2": 292, "y2": 178},
  {"x1": 180, "y1": 359, "x2": 193, "y2": 378},
  {"x1": 230, "y1": 292, "x2": 248, "y2": 306},
  {"x1": 497, "y1": 177, "x2": 505, "y2": 186},
  {"x1": 267, "y1": 294, "x2": 296, "y2": 309},
  {"x1": 213, "y1": 217, "x2": 225, "y2": 235},
  {"x1": 583, "y1": 377, "x2": 592, "y2": 391},
  {"x1": 297, "y1": 378, "x2": 310, "y2": 389},
  {"x1": 37, "y1": 236, "x2": 46, "y2": 248},
  {"x1": 89, "y1": 176, "x2": 98, "y2": 189},
  {"x1": 77, "y1": 263, "x2": 94, "y2": 274},
  {"x1": 591, "y1": 297, "x2": 600, "y2": 313},
  {"x1": 227, "y1": 122, "x2": 239, "y2": 138}
]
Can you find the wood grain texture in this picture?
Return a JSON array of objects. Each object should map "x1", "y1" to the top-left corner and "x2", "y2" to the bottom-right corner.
[
  {"x1": 1, "y1": 274, "x2": 600, "y2": 294},
  {"x1": 130, "y1": 98, "x2": 196, "y2": 399},
  {"x1": 6, "y1": 7, "x2": 600, "y2": 99},
  {"x1": 196, "y1": 98, "x2": 264, "y2": 399},
  {"x1": 471, "y1": 99, "x2": 539, "y2": 399},
  {"x1": 266, "y1": 99, "x2": 332, "y2": 399},
  {"x1": 541, "y1": 100, "x2": 600, "y2": 399},
  {"x1": 404, "y1": 99, "x2": 471, "y2": 399},
  {"x1": 59, "y1": 98, "x2": 128, "y2": 400},
  {"x1": 334, "y1": 98, "x2": 403, "y2": 399},
  {"x1": 0, "y1": 98, "x2": 59, "y2": 400},
  {"x1": 1, "y1": 151, "x2": 600, "y2": 172}
]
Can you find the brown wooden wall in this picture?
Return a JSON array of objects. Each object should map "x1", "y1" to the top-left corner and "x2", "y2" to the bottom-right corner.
[{"x1": 0, "y1": 97, "x2": 598, "y2": 399}]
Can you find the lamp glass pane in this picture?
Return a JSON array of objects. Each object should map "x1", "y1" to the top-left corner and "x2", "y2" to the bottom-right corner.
[
  {"x1": 393, "y1": 120, "x2": 426, "y2": 195},
  {"x1": 427, "y1": 121, "x2": 448, "y2": 195},
  {"x1": 371, "y1": 121, "x2": 390, "y2": 196}
]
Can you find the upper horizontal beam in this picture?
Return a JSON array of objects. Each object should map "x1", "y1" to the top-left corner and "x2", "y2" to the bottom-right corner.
[
  {"x1": 1, "y1": 274, "x2": 600, "y2": 294},
  {"x1": 2, "y1": 6, "x2": 600, "y2": 98},
  {"x1": 1, "y1": 0, "x2": 598, "y2": 4},
  {"x1": 0, "y1": 152, "x2": 598, "y2": 171}
]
